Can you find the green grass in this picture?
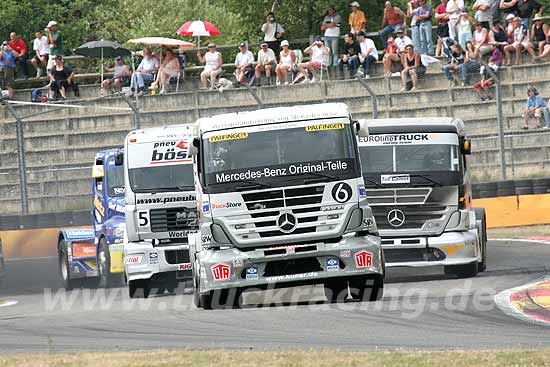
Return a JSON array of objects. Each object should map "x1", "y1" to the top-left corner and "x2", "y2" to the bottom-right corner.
[{"x1": 0, "y1": 349, "x2": 549, "y2": 367}]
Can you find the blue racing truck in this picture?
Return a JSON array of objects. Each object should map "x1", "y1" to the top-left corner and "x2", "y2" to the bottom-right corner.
[{"x1": 57, "y1": 148, "x2": 126, "y2": 289}]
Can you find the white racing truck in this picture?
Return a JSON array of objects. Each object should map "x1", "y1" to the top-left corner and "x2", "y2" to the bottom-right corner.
[
  {"x1": 187, "y1": 103, "x2": 384, "y2": 309},
  {"x1": 357, "y1": 118, "x2": 487, "y2": 278},
  {"x1": 123, "y1": 125, "x2": 198, "y2": 298}
]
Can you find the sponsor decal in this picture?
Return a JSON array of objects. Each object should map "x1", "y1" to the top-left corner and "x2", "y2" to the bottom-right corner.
[
  {"x1": 208, "y1": 132, "x2": 248, "y2": 143},
  {"x1": 363, "y1": 217, "x2": 375, "y2": 227},
  {"x1": 326, "y1": 258, "x2": 339, "y2": 272},
  {"x1": 233, "y1": 258, "x2": 244, "y2": 267},
  {"x1": 151, "y1": 140, "x2": 190, "y2": 165},
  {"x1": 265, "y1": 272, "x2": 318, "y2": 283},
  {"x1": 126, "y1": 255, "x2": 143, "y2": 265},
  {"x1": 340, "y1": 249, "x2": 352, "y2": 258},
  {"x1": 107, "y1": 201, "x2": 125, "y2": 213},
  {"x1": 387, "y1": 209, "x2": 406, "y2": 227},
  {"x1": 332, "y1": 182, "x2": 353, "y2": 203},
  {"x1": 212, "y1": 202, "x2": 242, "y2": 209},
  {"x1": 202, "y1": 201, "x2": 210, "y2": 213},
  {"x1": 354, "y1": 250, "x2": 373, "y2": 268},
  {"x1": 381, "y1": 174, "x2": 410, "y2": 184},
  {"x1": 64, "y1": 229, "x2": 95, "y2": 241},
  {"x1": 358, "y1": 133, "x2": 459, "y2": 146},
  {"x1": 178, "y1": 263, "x2": 192, "y2": 271},
  {"x1": 246, "y1": 266, "x2": 259, "y2": 280},
  {"x1": 267, "y1": 244, "x2": 310, "y2": 252},
  {"x1": 211, "y1": 263, "x2": 231, "y2": 281},
  {"x1": 359, "y1": 184, "x2": 367, "y2": 199},
  {"x1": 149, "y1": 253, "x2": 158, "y2": 265},
  {"x1": 71, "y1": 242, "x2": 96, "y2": 258},
  {"x1": 94, "y1": 194, "x2": 105, "y2": 217},
  {"x1": 113, "y1": 187, "x2": 125, "y2": 195},
  {"x1": 201, "y1": 235, "x2": 212, "y2": 244},
  {"x1": 169, "y1": 231, "x2": 192, "y2": 239},
  {"x1": 305, "y1": 122, "x2": 345, "y2": 132},
  {"x1": 322, "y1": 205, "x2": 344, "y2": 212},
  {"x1": 136, "y1": 195, "x2": 196, "y2": 205},
  {"x1": 212, "y1": 159, "x2": 351, "y2": 184}
]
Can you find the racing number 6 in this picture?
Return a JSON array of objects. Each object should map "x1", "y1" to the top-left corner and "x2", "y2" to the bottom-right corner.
[
  {"x1": 332, "y1": 182, "x2": 352, "y2": 203},
  {"x1": 138, "y1": 211, "x2": 149, "y2": 227}
]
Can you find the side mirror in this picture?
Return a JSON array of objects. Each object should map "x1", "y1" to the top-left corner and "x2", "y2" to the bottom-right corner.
[
  {"x1": 114, "y1": 152, "x2": 124, "y2": 166},
  {"x1": 92, "y1": 164, "x2": 104, "y2": 178},
  {"x1": 187, "y1": 137, "x2": 200, "y2": 157},
  {"x1": 355, "y1": 119, "x2": 369, "y2": 137},
  {"x1": 461, "y1": 139, "x2": 471, "y2": 155}
]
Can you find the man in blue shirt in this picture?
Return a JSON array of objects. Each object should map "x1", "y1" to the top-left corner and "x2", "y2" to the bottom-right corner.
[
  {"x1": 523, "y1": 87, "x2": 547, "y2": 129},
  {"x1": 415, "y1": 0, "x2": 434, "y2": 55},
  {"x1": 0, "y1": 41, "x2": 16, "y2": 99}
]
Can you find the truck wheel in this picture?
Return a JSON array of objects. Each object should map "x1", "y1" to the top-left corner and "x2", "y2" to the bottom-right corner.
[
  {"x1": 323, "y1": 279, "x2": 348, "y2": 303},
  {"x1": 58, "y1": 249, "x2": 80, "y2": 291},
  {"x1": 193, "y1": 275, "x2": 213, "y2": 309},
  {"x1": 349, "y1": 275, "x2": 384, "y2": 302},
  {"x1": 97, "y1": 238, "x2": 121, "y2": 288},
  {"x1": 444, "y1": 262, "x2": 479, "y2": 278},
  {"x1": 473, "y1": 208, "x2": 488, "y2": 273},
  {"x1": 128, "y1": 279, "x2": 151, "y2": 298}
]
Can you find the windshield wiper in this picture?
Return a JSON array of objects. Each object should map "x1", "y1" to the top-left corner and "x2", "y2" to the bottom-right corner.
[
  {"x1": 302, "y1": 171, "x2": 340, "y2": 184},
  {"x1": 362, "y1": 177, "x2": 385, "y2": 189},
  {"x1": 229, "y1": 179, "x2": 273, "y2": 192},
  {"x1": 409, "y1": 174, "x2": 443, "y2": 187}
]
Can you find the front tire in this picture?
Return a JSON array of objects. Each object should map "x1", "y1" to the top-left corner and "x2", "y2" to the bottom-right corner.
[
  {"x1": 58, "y1": 246, "x2": 80, "y2": 291},
  {"x1": 97, "y1": 238, "x2": 122, "y2": 288},
  {"x1": 128, "y1": 279, "x2": 151, "y2": 298},
  {"x1": 474, "y1": 208, "x2": 488, "y2": 273},
  {"x1": 349, "y1": 275, "x2": 384, "y2": 302},
  {"x1": 323, "y1": 279, "x2": 348, "y2": 303}
]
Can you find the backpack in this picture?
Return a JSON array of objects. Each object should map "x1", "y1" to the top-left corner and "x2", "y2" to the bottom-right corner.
[{"x1": 31, "y1": 89, "x2": 42, "y2": 102}]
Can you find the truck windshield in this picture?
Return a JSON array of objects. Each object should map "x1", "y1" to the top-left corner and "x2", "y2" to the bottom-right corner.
[
  {"x1": 202, "y1": 120, "x2": 360, "y2": 191},
  {"x1": 106, "y1": 164, "x2": 125, "y2": 197},
  {"x1": 128, "y1": 165, "x2": 194, "y2": 193}
]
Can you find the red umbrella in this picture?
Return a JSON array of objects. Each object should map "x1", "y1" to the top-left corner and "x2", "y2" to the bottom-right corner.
[{"x1": 177, "y1": 20, "x2": 221, "y2": 37}]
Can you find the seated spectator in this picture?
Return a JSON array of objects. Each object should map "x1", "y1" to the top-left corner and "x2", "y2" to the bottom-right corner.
[
  {"x1": 531, "y1": 14, "x2": 548, "y2": 57},
  {"x1": 458, "y1": 41, "x2": 480, "y2": 86},
  {"x1": 473, "y1": 77, "x2": 494, "y2": 101},
  {"x1": 234, "y1": 42, "x2": 255, "y2": 86},
  {"x1": 30, "y1": 31, "x2": 50, "y2": 78},
  {"x1": 473, "y1": 0, "x2": 493, "y2": 29},
  {"x1": 8, "y1": 32, "x2": 29, "y2": 79},
  {"x1": 400, "y1": 44, "x2": 425, "y2": 91},
  {"x1": 49, "y1": 55, "x2": 74, "y2": 100},
  {"x1": 517, "y1": 0, "x2": 543, "y2": 29},
  {"x1": 275, "y1": 40, "x2": 296, "y2": 85},
  {"x1": 489, "y1": 20, "x2": 510, "y2": 51},
  {"x1": 0, "y1": 41, "x2": 16, "y2": 99},
  {"x1": 472, "y1": 22, "x2": 491, "y2": 57},
  {"x1": 442, "y1": 38, "x2": 465, "y2": 86},
  {"x1": 154, "y1": 48, "x2": 180, "y2": 94},
  {"x1": 474, "y1": 44, "x2": 503, "y2": 100},
  {"x1": 129, "y1": 48, "x2": 159, "y2": 96},
  {"x1": 338, "y1": 33, "x2": 361, "y2": 79},
  {"x1": 296, "y1": 36, "x2": 329, "y2": 83},
  {"x1": 504, "y1": 15, "x2": 535, "y2": 65},
  {"x1": 197, "y1": 43, "x2": 222, "y2": 90},
  {"x1": 395, "y1": 28, "x2": 413, "y2": 52},
  {"x1": 382, "y1": 36, "x2": 400, "y2": 76},
  {"x1": 523, "y1": 87, "x2": 546, "y2": 129},
  {"x1": 435, "y1": 0, "x2": 450, "y2": 57},
  {"x1": 379, "y1": 1, "x2": 406, "y2": 48},
  {"x1": 415, "y1": 0, "x2": 434, "y2": 55},
  {"x1": 255, "y1": 42, "x2": 277, "y2": 85},
  {"x1": 103, "y1": 56, "x2": 131, "y2": 93},
  {"x1": 349, "y1": 1, "x2": 367, "y2": 35},
  {"x1": 458, "y1": 11, "x2": 473, "y2": 50},
  {"x1": 357, "y1": 31, "x2": 378, "y2": 78},
  {"x1": 545, "y1": 97, "x2": 550, "y2": 128}
]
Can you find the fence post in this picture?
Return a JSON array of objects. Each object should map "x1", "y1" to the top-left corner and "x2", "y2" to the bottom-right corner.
[
  {"x1": 356, "y1": 77, "x2": 378, "y2": 119},
  {"x1": 3, "y1": 102, "x2": 29, "y2": 214},
  {"x1": 245, "y1": 85, "x2": 264, "y2": 108}
]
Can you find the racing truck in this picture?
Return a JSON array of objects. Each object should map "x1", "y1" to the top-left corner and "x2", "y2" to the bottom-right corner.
[
  {"x1": 123, "y1": 125, "x2": 197, "y2": 298},
  {"x1": 187, "y1": 102, "x2": 384, "y2": 309},
  {"x1": 357, "y1": 118, "x2": 487, "y2": 278},
  {"x1": 58, "y1": 148, "x2": 126, "y2": 290}
]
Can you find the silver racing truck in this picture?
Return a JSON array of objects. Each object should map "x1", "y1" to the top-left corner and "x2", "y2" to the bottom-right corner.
[
  {"x1": 357, "y1": 118, "x2": 487, "y2": 278},
  {"x1": 187, "y1": 103, "x2": 384, "y2": 309},
  {"x1": 123, "y1": 125, "x2": 198, "y2": 298}
]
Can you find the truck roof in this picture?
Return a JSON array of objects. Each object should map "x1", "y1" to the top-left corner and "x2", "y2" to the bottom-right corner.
[
  {"x1": 95, "y1": 148, "x2": 123, "y2": 160},
  {"x1": 197, "y1": 103, "x2": 351, "y2": 133},
  {"x1": 126, "y1": 124, "x2": 196, "y2": 143},
  {"x1": 364, "y1": 117, "x2": 467, "y2": 137}
]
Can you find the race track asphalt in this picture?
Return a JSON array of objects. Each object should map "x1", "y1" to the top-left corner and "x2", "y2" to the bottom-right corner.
[{"x1": 0, "y1": 240, "x2": 548, "y2": 353}]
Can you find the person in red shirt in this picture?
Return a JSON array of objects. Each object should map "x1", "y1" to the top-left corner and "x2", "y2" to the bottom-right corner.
[
  {"x1": 8, "y1": 32, "x2": 29, "y2": 79},
  {"x1": 435, "y1": 0, "x2": 450, "y2": 57}
]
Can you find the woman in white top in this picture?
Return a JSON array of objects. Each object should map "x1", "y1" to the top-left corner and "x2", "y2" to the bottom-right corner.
[
  {"x1": 197, "y1": 43, "x2": 223, "y2": 90},
  {"x1": 472, "y1": 22, "x2": 491, "y2": 57},
  {"x1": 446, "y1": 0, "x2": 465, "y2": 40},
  {"x1": 458, "y1": 11, "x2": 473, "y2": 50},
  {"x1": 155, "y1": 48, "x2": 180, "y2": 94},
  {"x1": 275, "y1": 40, "x2": 296, "y2": 85}
]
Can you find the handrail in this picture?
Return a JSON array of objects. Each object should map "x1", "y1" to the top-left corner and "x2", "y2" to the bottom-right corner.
[{"x1": 355, "y1": 76, "x2": 378, "y2": 119}]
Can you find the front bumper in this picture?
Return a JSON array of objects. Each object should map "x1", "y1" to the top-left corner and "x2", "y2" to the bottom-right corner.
[
  {"x1": 124, "y1": 241, "x2": 193, "y2": 282},
  {"x1": 383, "y1": 229, "x2": 480, "y2": 268},
  {"x1": 196, "y1": 234, "x2": 383, "y2": 293}
]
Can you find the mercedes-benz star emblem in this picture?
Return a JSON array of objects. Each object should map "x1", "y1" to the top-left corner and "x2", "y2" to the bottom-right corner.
[
  {"x1": 387, "y1": 209, "x2": 406, "y2": 227},
  {"x1": 277, "y1": 212, "x2": 298, "y2": 233}
]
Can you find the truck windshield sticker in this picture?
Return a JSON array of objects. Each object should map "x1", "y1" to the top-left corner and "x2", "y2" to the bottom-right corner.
[
  {"x1": 208, "y1": 132, "x2": 248, "y2": 143},
  {"x1": 358, "y1": 133, "x2": 459, "y2": 146},
  {"x1": 136, "y1": 194, "x2": 196, "y2": 205},
  {"x1": 128, "y1": 140, "x2": 193, "y2": 169},
  {"x1": 381, "y1": 174, "x2": 411, "y2": 184},
  {"x1": 305, "y1": 123, "x2": 344, "y2": 132}
]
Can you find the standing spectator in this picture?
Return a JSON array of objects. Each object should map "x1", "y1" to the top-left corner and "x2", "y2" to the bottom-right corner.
[
  {"x1": 531, "y1": 14, "x2": 548, "y2": 56},
  {"x1": 416, "y1": 0, "x2": 434, "y2": 55},
  {"x1": 435, "y1": 0, "x2": 450, "y2": 57},
  {"x1": 45, "y1": 21, "x2": 62, "y2": 72},
  {"x1": 458, "y1": 41, "x2": 481, "y2": 85},
  {"x1": 473, "y1": 22, "x2": 492, "y2": 56},
  {"x1": 320, "y1": 6, "x2": 342, "y2": 67},
  {"x1": 523, "y1": 87, "x2": 546, "y2": 129},
  {"x1": 458, "y1": 11, "x2": 474, "y2": 50},
  {"x1": 446, "y1": 0, "x2": 465, "y2": 40},
  {"x1": 383, "y1": 36, "x2": 400, "y2": 76},
  {"x1": 442, "y1": 38, "x2": 466, "y2": 86},
  {"x1": 30, "y1": 31, "x2": 50, "y2": 78},
  {"x1": 197, "y1": 43, "x2": 222, "y2": 90},
  {"x1": 545, "y1": 97, "x2": 550, "y2": 128},
  {"x1": 338, "y1": 33, "x2": 361, "y2": 79},
  {"x1": 349, "y1": 1, "x2": 367, "y2": 34},
  {"x1": 380, "y1": 1, "x2": 406, "y2": 48},
  {"x1": 129, "y1": 48, "x2": 159, "y2": 96},
  {"x1": 473, "y1": 0, "x2": 494, "y2": 29},
  {"x1": 49, "y1": 55, "x2": 74, "y2": 100},
  {"x1": 500, "y1": 0, "x2": 519, "y2": 27},
  {"x1": 0, "y1": 42, "x2": 16, "y2": 99},
  {"x1": 407, "y1": 0, "x2": 421, "y2": 52},
  {"x1": 357, "y1": 31, "x2": 378, "y2": 78},
  {"x1": 275, "y1": 40, "x2": 296, "y2": 85},
  {"x1": 234, "y1": 42, "x2": 255, "y2": 85},
  {"x1": 296, "y1": 36, "x2": 329, "y2": 83},
  {"x1": 154, "y1": 48, "x2": 180, "y2": 94},
  {"x1": 489, "y1": 19, "x2": 510, "y2": 50},
  {"x1": 400, "y1": 44, "x2": 425, "y2": 91},
  {"x1": 102, "y1": 56, "x2": 131, "y2": 93},
  {"x1": 8, "y1": 32, "x2": 29, "y2": 79},
  {"x1": 255, "y1": 42, "x2": 277, "y2": 85},
  {"x1": 262, "y1": 12, "x2": 284, "y2": 55},
  {"x1": 504, "y1": 15, "x2": 535, "y2": 64},
  {"x1": 517, "y1": 0, "x2": 544, "y2": 28}
]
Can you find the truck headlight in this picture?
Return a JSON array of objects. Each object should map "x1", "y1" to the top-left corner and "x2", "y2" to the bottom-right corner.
[
  {"x1": 210, "y1": 224, "x2": 232, "y2": 245},
  {"x1": 113, "y1": 223, "x2": 126, "y2": 239}
]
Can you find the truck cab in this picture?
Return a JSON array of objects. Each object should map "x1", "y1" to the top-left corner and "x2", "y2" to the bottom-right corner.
[
  {"x1": 188, "y1": 103, "x2": 384, "y2": 309},
  {"x1": 357, "y1": 118, "x2": 487, "y2": 278},
  {"x1": 123, "y1": 125, "x2": 197, "y2": 298}
]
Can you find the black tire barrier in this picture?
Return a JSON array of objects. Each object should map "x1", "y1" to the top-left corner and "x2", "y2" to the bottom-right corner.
[
  {"x1": 475, "y1": 182, "x2": 497, "y2": 199},
  {"x1": 514, "y1": 179, "x2": 533, "y2": 196},
  {"x1": 472, "y1": 177, "x2": 550, "y2": 199},
  {"x1": 496, "y1": 180, "x2": 516, "y2": 197},
  {"x1": 532, "y1": 178, "x2": 550, "y2": 195}
]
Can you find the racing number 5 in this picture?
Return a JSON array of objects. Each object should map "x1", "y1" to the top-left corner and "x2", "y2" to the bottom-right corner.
[{"x1": 138, "y1": 211, "x2": 149, "y2": 227}]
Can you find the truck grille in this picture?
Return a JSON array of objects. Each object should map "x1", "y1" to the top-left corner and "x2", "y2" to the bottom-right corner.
[
  {"x1": 165, "y1": 249, "x2": 190, "y2": 265},
  {"x1": 367, "y1": 188, "x2": 432, "y2": 206},
  {"x1": 149, "y1": 207, "x2": 198, "y2": 233},
  {"x1": 373, "y1": 205, "x2": 448, "y2": 230}
]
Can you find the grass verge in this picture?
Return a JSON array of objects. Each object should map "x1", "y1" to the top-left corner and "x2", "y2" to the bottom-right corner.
[
  {"x1": 0, "y1": 349, "x2": 549, "y2": 367},
  {"x1": 488, "y1": 224, "x2": 550, "y2": 239}
]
